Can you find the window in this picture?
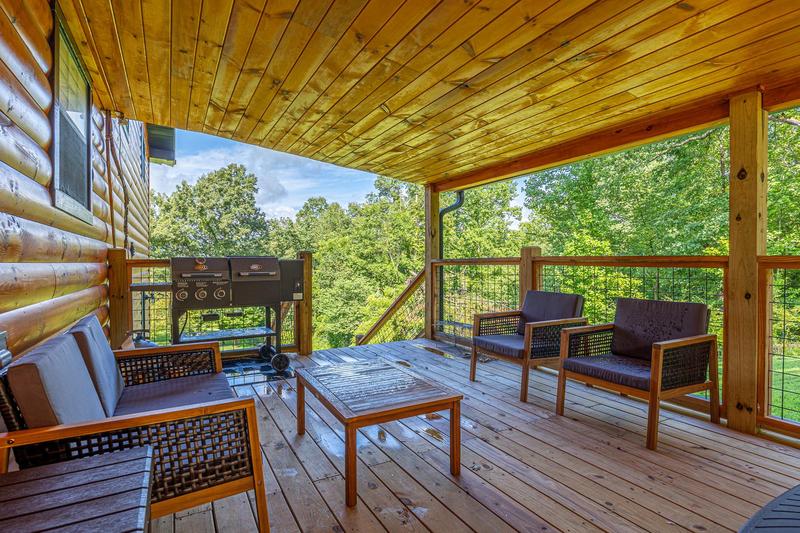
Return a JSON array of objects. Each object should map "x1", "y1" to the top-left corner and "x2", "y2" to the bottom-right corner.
[{"x1": 53, "y1": 23, "x2": 92, "y2": 223}]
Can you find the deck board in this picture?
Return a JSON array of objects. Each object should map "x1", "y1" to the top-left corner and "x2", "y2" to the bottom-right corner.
[{"x1": 153, "y1": 340, "x2": 800, "y2": 532}]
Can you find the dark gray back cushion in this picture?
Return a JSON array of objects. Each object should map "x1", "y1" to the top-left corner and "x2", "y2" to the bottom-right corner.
[
  {"x1": 69, "y1": 315, "x2": 125, "y2": 417},
  {"x1": 517, "y1": 290, "x2": 585, "y2": 335},
  {"x1": 7, "y1": 335, "x2": 106, "y2": 428},
  {"x1": 611, "y1": 298, "x2": 710, "y2": 361}
]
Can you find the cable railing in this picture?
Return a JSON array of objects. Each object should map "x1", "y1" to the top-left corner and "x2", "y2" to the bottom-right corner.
[
  {"x1": 356, "y1": 271, "x2": 425, "y2": 345},
  {"x1": 758, "y1": 257, "x2": 800, "y2": 432}
]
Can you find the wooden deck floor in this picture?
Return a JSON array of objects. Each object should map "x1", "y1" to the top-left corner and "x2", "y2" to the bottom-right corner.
[{"x1": 152, "y1": 340, "x2": 800, "y2": 532}]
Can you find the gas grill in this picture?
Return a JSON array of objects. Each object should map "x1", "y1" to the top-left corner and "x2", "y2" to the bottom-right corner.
[{"x1": 170, "y1": 256, "x2": 304, "y2": 361}]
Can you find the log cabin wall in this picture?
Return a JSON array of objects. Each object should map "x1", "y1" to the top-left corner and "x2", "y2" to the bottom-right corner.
[{"x1": 0, "y1": 0, "x2": 150, "y2": 356}]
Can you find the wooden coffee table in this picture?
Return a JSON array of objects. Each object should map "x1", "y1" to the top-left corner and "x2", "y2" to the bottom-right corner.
[{"x1": 296, "y1": 360, "x2": 463, "y2": 506}]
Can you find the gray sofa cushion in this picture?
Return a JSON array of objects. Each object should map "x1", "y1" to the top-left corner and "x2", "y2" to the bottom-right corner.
[
  {"x1": 69, "y1": 315, "x2": 125, "y2": 417},
  {"x1": 473, "y1": 334, "x2": 525, "y2": 358},
  {"x1": 611, "y1": 298, "x2": 710, "y2": 361},
  {"x1": 114, "y1": 373, "x2": 234, "y2": 416},
  {"x1": 7, "y1": 335, "x2": 106, "y2": 427},
  {"x1": 517, "y1": 291, "x2": 584, "y2": 335},
  {"x1": 563, "y1": 354, "x2": 652, "y2": 391}
]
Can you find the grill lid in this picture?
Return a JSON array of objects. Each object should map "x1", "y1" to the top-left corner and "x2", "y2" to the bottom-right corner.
[{"x1": 229, "y1": 257, "x2": 280, "y2": 281}]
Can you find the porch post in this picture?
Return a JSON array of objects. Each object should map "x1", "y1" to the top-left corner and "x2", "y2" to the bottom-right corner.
[
  {"x1": 296, "y1": 250, "x2": 313, "y2": 355},
  {"x1": 520, "y1": 246, "x2": 542, "y2": 305},
  {"x1": 726, "y1": 90, "x2": 767, "y2": 434},
  {"x1": 424, "y1": 185, "x2": 440, "y2": 339}
]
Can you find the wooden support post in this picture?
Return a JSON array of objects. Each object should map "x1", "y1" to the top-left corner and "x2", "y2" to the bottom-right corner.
[
  {"x1": 424, "y1": 185, "x2": 440, "y2": 339},
  {"x1": 726, "y1": 90, "x2": 767, "y2": 434},
  {"x1": 519, "y1": 246, "x2": 542, "y2": 305},
  {"x1": 107, "y1": 248, "x2": 129, "y2": 349},
  {"x1": 296, "y1": 251, "x2": 313, "y2": 356}
]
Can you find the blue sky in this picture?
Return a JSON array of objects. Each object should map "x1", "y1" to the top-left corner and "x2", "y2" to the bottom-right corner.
[{"x1": 149, "y1": 129, "x2": 379, "y2": 219}]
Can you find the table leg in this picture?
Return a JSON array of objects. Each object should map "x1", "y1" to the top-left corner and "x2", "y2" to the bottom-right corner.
[
  {"x1": 345, "y1": 425, "x2": 357, "y2": 507},
  {"x1": 450, "y1": 401, "x2": 461, "y2": 476},
  {"x1": 296, "y1": 378, "x2": 305, "y2": 435}
]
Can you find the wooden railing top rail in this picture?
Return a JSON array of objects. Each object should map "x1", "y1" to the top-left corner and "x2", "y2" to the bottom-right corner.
[
  {"x1": 534, "y1": 255, "x2": 729, "y2": 268},
  {"x1": 357, "y1": 270, "x2": 425, "y2": 345},
  {"x1": 126, "y1": 258, "x2": 170, "y2": 268},
  {"x1": 431, "y1": 257, "x2": 520, "y2": 266},
  {"x1": 757, "y1": 256, "x2": 800, "y2": 269},
  {"x1": 431, "y1": 255, "x2": 730, "y2": 268}
]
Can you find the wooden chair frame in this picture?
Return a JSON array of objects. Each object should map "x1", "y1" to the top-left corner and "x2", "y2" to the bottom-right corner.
[
  {"x1": 0, "y1": 341, "x2": 269, "y2": 532},
  {"x1": 555, "y1": 324, "x2": 720, "y2": 450},
  {"x1": 470, "y1": 310, "x2": 587, "y2": 402}
]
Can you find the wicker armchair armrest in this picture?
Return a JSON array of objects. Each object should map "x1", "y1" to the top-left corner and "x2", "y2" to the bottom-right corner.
[
  {"x1": 0, "y1": 398, "x2": 260, "y2": 505},
  {"x1": 524, "y1": 318, "x2": 588, "y2": 359},
  {"x1": 113, "y1": 342, "x2": 222, "y2": 386},
  {"x1": 653, "y1": 334, "x2": 717, "y2": 391},
  {"x1": 560, "y1": 323, "x2": 615, "y2": 359},
  {"x1": 474, "y1": 310, "x2": 521, "y2": 336}
]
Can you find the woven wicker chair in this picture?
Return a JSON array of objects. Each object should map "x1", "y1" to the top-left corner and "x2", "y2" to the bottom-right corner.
[
  {"x1": 0, "y1": 323, "x2": 269, "y2": 531},
  {"x1": 556, "y1": 297, "x2": 720, "y2": 450},
  {"x1": 471, "y1": 290, "x2": 586, "y2": 402}
]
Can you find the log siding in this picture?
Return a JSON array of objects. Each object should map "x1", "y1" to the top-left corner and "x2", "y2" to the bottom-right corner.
[{"x1": 0, "y1": 0, "x2": 149, "y2": 356}]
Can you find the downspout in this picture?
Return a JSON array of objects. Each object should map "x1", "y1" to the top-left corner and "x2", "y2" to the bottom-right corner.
[{"x1": 438, "y1": 191, "x2": 465, "y2": 331}]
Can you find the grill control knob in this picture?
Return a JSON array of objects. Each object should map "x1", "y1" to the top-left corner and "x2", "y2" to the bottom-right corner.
[
  {"x1": 195, "y1": 289, "x2": 208, "y2": 300},
  {"x1": 213, "y1": 288, "x2": 227, "y2": 300},
  {"x1": 175, "y1": 289, "x2": 188, "y2": 302}
]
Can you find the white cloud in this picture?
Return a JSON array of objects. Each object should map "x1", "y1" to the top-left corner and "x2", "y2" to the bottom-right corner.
[{"x1": 150, "y1": 140, "x2": 377, "y2": 219}]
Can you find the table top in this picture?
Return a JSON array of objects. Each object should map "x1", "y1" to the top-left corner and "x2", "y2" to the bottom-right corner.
[
  {"x1": 0, "y1": 446, "x2": 153, "y2": 532},
  {"x1": 296, "y1": 360, "x2": 462, "y2": 421},
  {"x1": 741, "y1": 484, "x2": 800, "y2": 532}
]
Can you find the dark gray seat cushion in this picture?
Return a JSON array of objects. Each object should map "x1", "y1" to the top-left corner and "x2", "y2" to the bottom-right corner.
[
  {"x1": 563, "y1": 354, "x2": 652, "y2": 390},
  {"x1": 517, "y1": 290, "x2": 584, "y2": 335},
  {"x1": 69, "y1": 315, "x2": 125, "y2": 417},
  {"x1": 114, "y1": 373, "x2": 234, "y2": 416},
  {"x1": 7, "y1": 335, "x2": 106, "y2": 427},
  {"x1": 611, "y1": 298, "x2": 710, "y2": 361},
  {"x1": 473, "y1": 334, "x2": 525, "y2": 358}
]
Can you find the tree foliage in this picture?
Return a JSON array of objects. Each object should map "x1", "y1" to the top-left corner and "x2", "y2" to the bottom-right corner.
[{"x1": 149, "y1": 109, "x2": 800, "y2": 353}]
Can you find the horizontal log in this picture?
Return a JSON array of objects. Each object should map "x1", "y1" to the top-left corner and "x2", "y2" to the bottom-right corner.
[
  {"x1": 0, "y1": 60, "x2": 50, "y2": 147},
  {"x1": 4, "y1": 0, "x2": 51, "y2": 45},
  {"x1": 0, "y1": 0, "x2": 51, "y2": 74},
  {"x1": 0, "y1": 163, "x2": 109, "y2": 241},
  {"x1": 0, "y1": 284, "x2": 108, "y2": 356},
  {"x1": 0, "y1": 212, "x2": 108, "y2": 262},
  {"x1": 0, "y1": 109, "x2": 52, "y2": 185},
  {"x1": 0, "y1": 6, "x2": 50, "y2": 111},
  {"x1": 0, "y1": 262, "x2": 106, "y2": 313}
]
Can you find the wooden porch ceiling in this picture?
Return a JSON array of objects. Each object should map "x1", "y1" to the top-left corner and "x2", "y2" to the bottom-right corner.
[{"x1": 60, "y1": 0, "x2": 800, "y2": 190}]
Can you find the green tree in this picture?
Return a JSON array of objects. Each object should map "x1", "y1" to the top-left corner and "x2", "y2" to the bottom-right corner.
[{"x1": 150, "y1": 163, "x2": 270, "y2": 257}]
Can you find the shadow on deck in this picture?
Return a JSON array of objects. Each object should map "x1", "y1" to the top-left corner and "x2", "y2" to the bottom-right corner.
[{"x1": 153, "y1": 339, "x2": 800, "y2": 532}]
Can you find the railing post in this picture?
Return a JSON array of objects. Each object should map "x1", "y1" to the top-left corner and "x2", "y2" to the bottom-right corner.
[
  {"x1": 107, "y1": 247, "x2": 130, "y2": 349},
  {"x1": 296, "y1": 251, "x2": 313, "y2": 355},
  {"x1": 520, "y1": 246, "x2": 542, "y2": 305},
  {"x1": 726, "y1": 89, "x2": 767, "y2": 434},
  {"x1": 424, "y1": 185, "x2": 440, "y2": 339}
]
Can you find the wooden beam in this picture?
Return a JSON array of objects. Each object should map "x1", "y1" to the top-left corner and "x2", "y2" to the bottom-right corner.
[
  {"x1": 726, "y1": 90, "x2": 767, "y2": 434},
  {"x1": 107, "y1": 247, "x2": 129, "y2": 349},
  {"x1": 424, "y1": 185, "x2": 440, "y2": 339},
  {"x1": 432, "y1": 97, "x2": 730, "y2": 192},
  {"x1": 296, "y1": 250, "x2": 313, "y2": 356}
]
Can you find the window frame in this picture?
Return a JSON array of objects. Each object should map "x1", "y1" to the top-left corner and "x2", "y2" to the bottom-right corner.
[{"x1": 52, "y1": 13, "x2": 93, "y2": 224}]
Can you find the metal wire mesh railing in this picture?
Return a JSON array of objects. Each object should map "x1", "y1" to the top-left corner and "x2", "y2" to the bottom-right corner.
[
  {"x1": 538, "y1": 258, "x2": 727, "y2": 401},
  {"x1": 363, "y1": 281, "x2": 426, "y2": 345},
  {"x1": 128, "y1": 261, "x2": 297, "y2": 352},
  {"x1": 761, "y1": 260, "x2": 800, "y2": 424},
  {"x1": 435, "y1": 259, "x2": 521, "y2": 343}
]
